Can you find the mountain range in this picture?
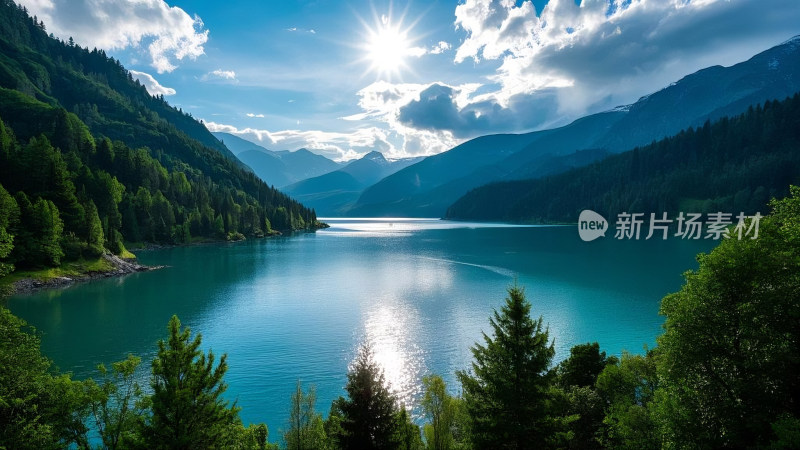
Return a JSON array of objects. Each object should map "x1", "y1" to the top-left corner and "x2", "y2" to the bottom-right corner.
[
  {"x1": 347, "y1": 36, "x2": 800, "y2": 218},
  {"x1": 282, "y1": 151, "x2": 423, "y2": 216},
  {"x1": 211, "y1": 132, "x2": 341, "y2": 188},
  {"x1": 446, "y1": 93, "x2": 800, "y2": 222}
]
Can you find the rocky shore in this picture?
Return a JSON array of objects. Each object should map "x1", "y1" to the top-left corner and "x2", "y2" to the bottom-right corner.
[{"x1": 10, "y1": 254, "x2": 164, "y2": 295}]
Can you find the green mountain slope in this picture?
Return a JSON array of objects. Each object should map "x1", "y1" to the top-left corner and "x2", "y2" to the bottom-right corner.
[
  {"x1": 0, "y1": 0, "x2": 319, "y2": 273},
  {"x1": 446, "y1": 94, "x2": 800, "y2": 223}
]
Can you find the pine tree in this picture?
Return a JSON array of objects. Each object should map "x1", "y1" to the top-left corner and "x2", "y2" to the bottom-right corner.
[
  {"x1": 456, "y1": 285, "x2": 557, "y2": 449},
  {"x1": 394, "y1": 407, "x2": 423, "y2": 450},
  {"x1": 285, "y1": 381, "x2": 327, "y2": 450},
  {"x1": 339, "y1": 343, "x2": 401, "y2": 449},
  {"x1": 0, "y1": 183, "x2": 19, "y2": 277},
  {"x1": 145, "y1": 315, "x2": 240, "y2": 449},
  {"x1": 29, "y1": 197, "x2": 64, "y2": 267},
  {"x1": 84, "y1": 200, "x2": 104, "y2": 256}
]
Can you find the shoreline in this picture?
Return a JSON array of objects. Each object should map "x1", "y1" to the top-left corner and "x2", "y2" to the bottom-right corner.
[
  {"x1": 5, "y1": 253, "x2": 164, "y2": 297},
  {"x1": 2, "y1": 224, "x2": 329, "y2": 298}
]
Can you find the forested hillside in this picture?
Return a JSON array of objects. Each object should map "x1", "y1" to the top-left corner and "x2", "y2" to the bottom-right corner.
[
  {"x1": 446, "y1": 93, "x2": 800, "y2": 223},
  {"x1": 0, "y1": 1, "x2": 319, "y2": 274}
]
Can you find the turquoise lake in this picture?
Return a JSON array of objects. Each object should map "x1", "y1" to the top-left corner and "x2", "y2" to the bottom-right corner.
[{"x1": 6, "y1": 218, "x2": 714, "y2": 433}]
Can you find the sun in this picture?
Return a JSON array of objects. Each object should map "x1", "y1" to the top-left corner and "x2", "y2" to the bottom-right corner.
[
  {"x1": 367, "y1": 23, "x2": 410, "y2": 74},
  {"x1": 359, "y1": 13, "x2": 419, "y2": 80}
]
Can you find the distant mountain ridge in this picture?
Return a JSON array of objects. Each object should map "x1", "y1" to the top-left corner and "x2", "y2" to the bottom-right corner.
[
  {"x1": 349, "y1": 35, "x2": 800, "y2": 217},
  {"x1": 212, "y1": 132, "x2": 340, "y2": 188},
  {"x1": 283, "y1": 151, "x2": 423, "y2": 215},
  {"x1": 446, "y1": 93, "x2": 800, "y2": 223}
]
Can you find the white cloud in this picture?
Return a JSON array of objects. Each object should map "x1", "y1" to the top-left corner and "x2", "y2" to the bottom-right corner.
[
  {"x1": 452, "y1": 0, "x2": 800, "y2": 120},
  {"x1": 321, "y1": 0, "x2": 800, "y2": 159},
  {"x1": 407, "y1": 41, "x2": 453, "y2": 58},
  {"x1": 17, "y1": 0, "x2": 208, "y2": 73},
  {"x1": 346, "y1": 80, "x2": 561, "y2": 146},
  {"x1": 201, "y1": 69, "x2": 237, "y2": 82},
  {"x1": 339, "y1": 81, "x2": 496, "y2": 155},
  {"x1": 430, "y1": 41, "x2": 452, "y2": 55},
  {"x1": 129, "y1": 70, "x2": 176, "y2": 96},
  {"x1": 287, "y1": 27, "x2": 316, "y2": 34},
  {"x1": 203, "y1": 121, "x2": 397, "y2": 162},
  {"x1": 246, "y1": 113, "x2": 265, "y2": 118}
]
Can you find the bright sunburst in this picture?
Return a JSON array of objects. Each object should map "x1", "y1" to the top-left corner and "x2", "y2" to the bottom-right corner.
[
  {"x1": 367, "y1": 23, "x2": 410, "y2": 73},
  {"x1": 359, "y1": 11, "x2": 420, "y2": 80}
]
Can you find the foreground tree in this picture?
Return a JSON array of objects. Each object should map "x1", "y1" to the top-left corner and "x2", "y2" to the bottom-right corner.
[
  {"x1": 394, "y1": 406, "x2": 423, "y2": 450},
  {"x1": 456, "y1": 285, "x2": 558, "y2": 449},
  {"x1": 231, "y1": 422, "x2": 278, "y2": 450},
  {"x1": 336, "y1": 343, "x2": 402, "y2": 449},
  {"x1": 421, "y1": 375, "x2": 457, "y2": 450},
  {"x1": 554, "y1": 342, "x2": 616, "y2": 450},
  {"x1": 285, "y1": 381, "x2": 327, "y2": 450},
  {"x1": 595, "y1": 351, "x2": 660, "y2": 449},
  {"x1": 144, "y1": 315, "x2": 241, "y2": 449},
  {"x1": 556, "y1": 342, "x2": 614, "y2": 389},
  {"x1": 656, "y1": 187, "x2": 800, "y2": 447},
  {"x1": 85, "y1": 354, "x2": 149, "y2": 450},
  {"x1": 0, "y1": 306, "x2": 88, "y2": 449}
]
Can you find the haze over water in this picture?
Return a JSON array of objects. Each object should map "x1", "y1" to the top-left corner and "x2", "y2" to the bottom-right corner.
[{"x1": 7, "y1": 219, "x2": 713, "y2": 427}]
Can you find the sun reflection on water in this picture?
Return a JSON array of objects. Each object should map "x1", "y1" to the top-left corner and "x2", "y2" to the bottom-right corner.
[{"x1": 362, "y1": 301, "x2": 427, "y2": 414}]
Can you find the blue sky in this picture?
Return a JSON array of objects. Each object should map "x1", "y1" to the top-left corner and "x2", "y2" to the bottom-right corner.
[{"x1": 19, "y1": 0, "x2": 800, "y2": 161}]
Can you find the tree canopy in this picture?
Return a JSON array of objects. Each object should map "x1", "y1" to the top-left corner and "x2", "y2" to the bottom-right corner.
[{"x1": 457, "y1": 285, "x2": 558, "y2": 449}]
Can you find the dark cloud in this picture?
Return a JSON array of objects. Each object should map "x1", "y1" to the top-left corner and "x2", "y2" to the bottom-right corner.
[{"x1": 397, "y1": 83, "x2": 559, "y2": 138}]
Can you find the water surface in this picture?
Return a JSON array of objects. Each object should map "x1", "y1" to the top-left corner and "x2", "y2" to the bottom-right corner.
[{"x1": 6, "y1": 218, "x2": 713, "y2": 430}]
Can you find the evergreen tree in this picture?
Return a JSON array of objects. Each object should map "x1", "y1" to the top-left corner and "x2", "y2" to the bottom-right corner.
[
  {"x1": 556, "y1": 342, "x2": 614, "y2": 389},
  {"x1": 560, "y1": 385, "x2": 604, "y2": 450},
  {"x1": 11, "y1": 191, "x2": 35, "y2": 265},
  {"x1": 84, "y1": 199, "x2": 105, "y2": 256},
  {"x1": 323, "y1": 397, "x2": 347, "y2": 450},
  {"x1": 284, "y1": 381, "x2": 327, "y2": 450},
  {"x1": 0, "y1": 226, "x2": 13, "y2": 278},
  {"x1": 0, "y1": 183, "x2": 18, "y2": 277},
  {"x1": 339, "y1": 343, "x2": 401, "y2": 449},
  {"x1": 394, "y1": 407, "x2": 423, "y2": 450},
  {"x1": 456, "y1": 285, "x2": 557, "y2": 449},
  {"x1": 21, "y1": 136, "x2": 84, "y2": 234},
  {"x1": 145, "y1": 315, "x2": 240, "y2": 449},
  {"x1": 30, "y1": 197, "x2": 64, "y2": 267}
]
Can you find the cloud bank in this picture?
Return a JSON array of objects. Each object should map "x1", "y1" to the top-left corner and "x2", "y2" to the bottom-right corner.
[
  {"x1": 204, "y1": 121, "x2": 395, "y2": 162},
  {"x1": 451, "y1": 0, "x2": 800, "y2": 117},
  {"x1": 17, "y1": 0, "x2": 208, "y2": 73},
  {"x1": 266, "y1": 0, "x2": 800, "y2": 160}
]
